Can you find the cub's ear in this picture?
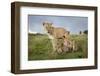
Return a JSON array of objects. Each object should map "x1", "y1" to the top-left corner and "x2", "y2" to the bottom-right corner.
[{"x1": 63, "y1": 36, "x2": 66, "y2": 38}]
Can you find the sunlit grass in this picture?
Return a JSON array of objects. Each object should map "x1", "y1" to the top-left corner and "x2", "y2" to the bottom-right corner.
[{"x1": 28, "y1": 34, "x2": 88, "y2": 60}]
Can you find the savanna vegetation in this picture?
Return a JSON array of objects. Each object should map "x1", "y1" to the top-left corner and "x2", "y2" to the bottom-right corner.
[{"x1": 28, "y1": 33, "x2": 88, "y2": 60}]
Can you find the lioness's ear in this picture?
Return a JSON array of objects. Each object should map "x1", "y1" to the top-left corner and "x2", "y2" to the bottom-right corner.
[{"x1": 43, "y1": 22, "x2": 45, "y2": 26}]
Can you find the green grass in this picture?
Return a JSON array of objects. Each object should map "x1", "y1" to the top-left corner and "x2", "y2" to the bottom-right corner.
[{"x1": 28, "y1": 34, "x2": 88, "y2": 60}]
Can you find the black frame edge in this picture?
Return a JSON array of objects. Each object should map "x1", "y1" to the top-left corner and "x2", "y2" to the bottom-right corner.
[{"x1": 11, "y1": 2, "x2": 16, "y2": 73}]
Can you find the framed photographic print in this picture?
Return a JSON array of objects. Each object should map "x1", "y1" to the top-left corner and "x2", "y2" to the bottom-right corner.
[{"x1": 11, "y1": 2, "x2": 98, "y2": 74}]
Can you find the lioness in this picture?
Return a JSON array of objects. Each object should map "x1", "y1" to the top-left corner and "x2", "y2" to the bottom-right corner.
[
  {"x1": 43, "y1": 22, "x2": 70, "y2": 53},
  {"x1": 43, "y1": 22, "x2": 69, "y2": 39}
]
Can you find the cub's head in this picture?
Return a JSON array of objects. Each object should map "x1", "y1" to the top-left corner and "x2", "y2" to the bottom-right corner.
[{"x1": 43, "y1": 22, "x2": 54, "y2": 34}]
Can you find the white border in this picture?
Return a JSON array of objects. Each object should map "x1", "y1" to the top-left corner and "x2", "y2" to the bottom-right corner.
[{"x1": 20, "y1": 7, "x2": 95, "y2": 70}]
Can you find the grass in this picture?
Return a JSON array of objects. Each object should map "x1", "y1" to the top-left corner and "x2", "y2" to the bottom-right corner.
[{"x1": 28, "y1": 33, "x2": 88, "y2": 60}]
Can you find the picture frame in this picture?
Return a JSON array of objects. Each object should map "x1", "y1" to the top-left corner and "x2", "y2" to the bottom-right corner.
[{"x1": 11, "y1": 2, "x2": 98, "y2": 74}]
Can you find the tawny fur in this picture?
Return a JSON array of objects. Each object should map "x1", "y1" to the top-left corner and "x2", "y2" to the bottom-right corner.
[{"x1": 43, "y1": 22, "x2": 76, "y2": 53}]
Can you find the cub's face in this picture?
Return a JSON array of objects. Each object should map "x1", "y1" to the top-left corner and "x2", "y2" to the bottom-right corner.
[{"x1": 43, "y1": 22, "x2": 53, "y2": 34}]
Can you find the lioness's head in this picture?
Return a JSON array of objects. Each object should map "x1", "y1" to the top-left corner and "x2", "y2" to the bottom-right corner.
[{"x1": 43, "y1": 22, "x2": 54, "y2": 34}]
